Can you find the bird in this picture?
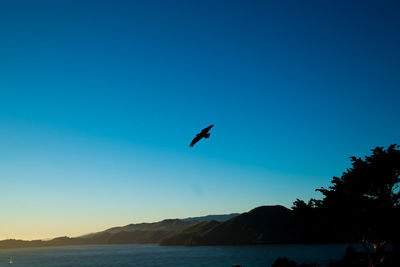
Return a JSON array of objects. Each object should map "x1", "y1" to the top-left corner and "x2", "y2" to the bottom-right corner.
[{"x1": 190, "y1": 124, "x2": 214, "y2": 147}]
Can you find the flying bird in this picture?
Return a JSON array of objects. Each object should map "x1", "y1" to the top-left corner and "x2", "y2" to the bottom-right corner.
[{"x1": 190, "y1": 124, "x2": 214, "y2": 147}]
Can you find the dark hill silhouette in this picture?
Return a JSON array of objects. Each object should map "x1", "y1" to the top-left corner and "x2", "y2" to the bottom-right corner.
[
  {"x1": 160, "y1": 220, "x2": 221, "y2": 246},
  {"x1": 100, "y1": 219, "x2": 192, "y2": 235},
  {"x1": 81, "y1": 213, "x2": 236, "y2": 238},
  {"x1": 161, "y1": 205, "x2": 297, "y2": 245},
  {"x1": 0, "y1": 213, "x2": 239, "y2": 249},
  {"x1": 0, "y1": 205, "x2": 351, "y2": 249}
]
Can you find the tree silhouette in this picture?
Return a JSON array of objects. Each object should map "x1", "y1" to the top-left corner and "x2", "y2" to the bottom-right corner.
[{"x1": 315, "y1": 145, "x2": 400, "y2": 267}]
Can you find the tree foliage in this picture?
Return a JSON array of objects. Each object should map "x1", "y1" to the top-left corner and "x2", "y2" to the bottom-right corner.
[
  {"x1": 294, "y1": 145, "x2": 400, "y2": 267},
  {"x1": 317, "y1": 144, "x2": 400, "y2": 208}
]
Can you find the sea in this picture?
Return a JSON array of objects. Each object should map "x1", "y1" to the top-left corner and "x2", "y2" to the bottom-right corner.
[{"x1": 0, "y1": 243, "x2": 356, "y2": 267}]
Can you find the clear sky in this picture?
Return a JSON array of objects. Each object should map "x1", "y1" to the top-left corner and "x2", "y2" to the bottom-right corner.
[{"x1": 1, "y1": 0, "x2": 399, "y2": 240}]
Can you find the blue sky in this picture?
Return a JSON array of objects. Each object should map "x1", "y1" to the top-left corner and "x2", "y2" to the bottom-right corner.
[{"x1": 1, "y1": 0, "x2": 400, "y2": 240}]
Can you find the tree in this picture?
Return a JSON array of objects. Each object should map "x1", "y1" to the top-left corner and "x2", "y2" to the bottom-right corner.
[{"x1": 316, "y1": 145, "x2": 400, "y2": 267}]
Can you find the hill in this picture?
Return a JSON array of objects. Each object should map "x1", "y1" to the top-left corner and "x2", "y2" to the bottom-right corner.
[
  {"x1": 79, "y1": 212, "x2": 236, "y2": 239},
  {"x1": 160, "y1": 205, "x2": 296, "y2": 245},
  {"x1": 1, "y1": 205, "x2": 347, "y2": 249},
  {"x1": 0, "y1": 213, "x2": 239, "y2": 249}
]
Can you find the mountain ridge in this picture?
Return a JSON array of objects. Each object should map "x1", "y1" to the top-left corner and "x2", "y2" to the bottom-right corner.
[
  {"x1": 1, "y1": 205, "x2": 349, "y2": 249},
  {"x1": 80, "y1": 213, "x2": 237, "y2": 238}
]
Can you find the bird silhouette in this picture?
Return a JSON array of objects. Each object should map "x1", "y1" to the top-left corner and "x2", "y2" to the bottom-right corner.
[{"x1": 190, "y1": 125, "x2": 214, "y2": 147}]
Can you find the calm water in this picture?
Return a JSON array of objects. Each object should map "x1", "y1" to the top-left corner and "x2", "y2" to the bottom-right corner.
[{"x1": 0, "y1": 243, "x2": 355, "y2": 267}]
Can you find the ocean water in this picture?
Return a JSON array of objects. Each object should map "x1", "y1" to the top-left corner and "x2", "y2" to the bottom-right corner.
[{"x1": 0, "y1": 243, "x2": 354, "y2": 267}]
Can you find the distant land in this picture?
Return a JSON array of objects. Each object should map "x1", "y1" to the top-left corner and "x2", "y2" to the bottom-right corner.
[
  {"x1": 79, "y1": 213, "x2": 238, "y2": 238},
  {"x1": 0, "y1": 212, "x2": 239, "y2": 249},
  {"x1": 0, "y1": 206, "x2": 352, "y2": 249}
]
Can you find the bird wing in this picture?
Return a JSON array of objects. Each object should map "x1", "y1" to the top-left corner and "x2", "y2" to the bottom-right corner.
[
  {"x1": 190, "y1": 134, "x2": 202, "y2": 147},
  {"x1": 200, "y1": 124, "x2": 214, "y2": 134}
]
